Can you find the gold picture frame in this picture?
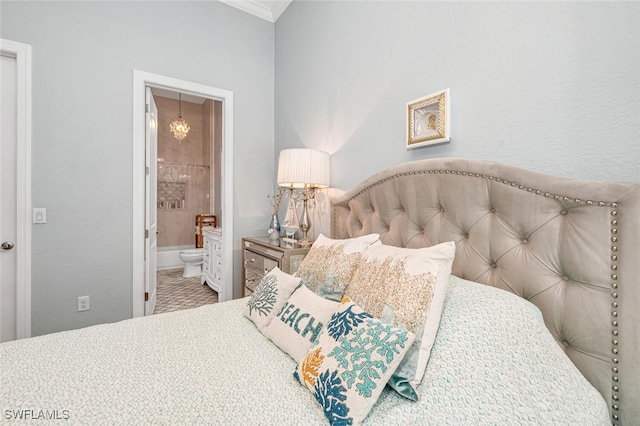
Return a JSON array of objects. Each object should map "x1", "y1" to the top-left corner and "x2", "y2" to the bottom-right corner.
[{"x1": 407, "y1": 88, "x2": 450, "y2": 148}]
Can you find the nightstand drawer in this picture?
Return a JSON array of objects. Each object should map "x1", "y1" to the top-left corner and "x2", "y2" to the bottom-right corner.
[
  {"x1": 244, "y1": 249, "x2": 278, "y2": 276},
  {"x1": 243, "y1": 240, "x2": 285, "y2": 261},
  {"x1": 242, "y1": 237, "x2": 310, "y2": 297}
]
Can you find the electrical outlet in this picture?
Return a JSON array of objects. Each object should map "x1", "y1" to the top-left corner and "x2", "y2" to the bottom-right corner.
[{"x1": 78, "y1": 296, "x2": 90, "y2": 312}]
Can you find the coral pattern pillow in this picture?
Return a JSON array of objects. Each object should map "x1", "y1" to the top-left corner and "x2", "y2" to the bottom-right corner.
[
  {"x1": 295, "y1": 233, "x2": 380, "y2": 301},
  {"x1": 243, "y1": 267, "x2": 301, "y2": 332},
  {"x1": 344, "y1": 241, "x2": 455, "y2": 401},
  {"x1": 263, "y1": 285, "x2": 339, "y2": 362},
  {"x1": 294, "y1": 298, "x2": 415, "y2": 426}
]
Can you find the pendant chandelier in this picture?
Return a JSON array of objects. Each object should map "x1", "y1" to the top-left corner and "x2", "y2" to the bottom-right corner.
[{"x1": 170, "y1": 93, "x2": 190, "y2": 143}]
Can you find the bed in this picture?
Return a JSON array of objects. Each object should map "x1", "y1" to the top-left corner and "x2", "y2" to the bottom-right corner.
[{"x1": 2, "y1": 158, "x2": 638, "y2": 425}]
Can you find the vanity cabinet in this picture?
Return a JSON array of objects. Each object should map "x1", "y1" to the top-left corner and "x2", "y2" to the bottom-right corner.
[
  {"x1": 202, "y1": 228, "x2": 223, "y2": 294},
  {"x1": 242, "y1": 237, "x2": 310, "y2": 296}
]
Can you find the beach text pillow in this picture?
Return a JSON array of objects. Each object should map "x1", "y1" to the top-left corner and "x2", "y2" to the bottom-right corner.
[
  {"x1": 243, "y1": 267, "x2": 301, "y2": 332},
  {"x1": 263, "y1": 285, "x2": 339, "y2": 362}
]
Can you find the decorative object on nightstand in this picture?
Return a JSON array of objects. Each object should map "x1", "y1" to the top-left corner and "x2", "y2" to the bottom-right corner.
[
  {"x1": 281, "y1": 190, "x2": 301, "y2": 243},
  {"x1": 276, "y1": 148, "x2": 330, "y2": 248},
  {"x1": 267, "y1": 227, "x2": 280, "y2": 246},
  {"x1": 242, "y1": 236, "x2": 310, "y2": 297},
  {"x1": 267, "y1": 181, "x2": 285, "y2": 246}
]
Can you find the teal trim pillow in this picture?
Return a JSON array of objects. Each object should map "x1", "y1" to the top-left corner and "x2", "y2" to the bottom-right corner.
[
  {"x1": 263, "y1": 285, "x2": 339, "y2": 362},
  {"x1": 295, "y1": 233, "x2": 380, "y2": 301},
  {"x1": 294, "y1": 298, "x2": 415, "y2": 425},
  {"x1": 344, "y1": 241, "x2": 455, "y2": 401},
  {"x1": 243, "y1": 267, "x2": 301, "y2": 332}
]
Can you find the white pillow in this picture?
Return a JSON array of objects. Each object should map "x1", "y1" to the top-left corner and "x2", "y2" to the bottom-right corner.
[
  {"x1": 294, "y1": 298, "x2": 415, "y2": 425},
  {"x1": 243, "y1": 267, "x2": 301, "y2": 332},
  {"x1": 262, "y1": 285, "x2": 339, "y2": 362},
  {"x1": 344, "y1": 241, "x2": 455, "y2": 400}
]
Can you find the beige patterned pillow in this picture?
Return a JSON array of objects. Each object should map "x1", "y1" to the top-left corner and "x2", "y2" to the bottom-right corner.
[
  {"x1": 294, "y1": 233, "x2": 380, "y2": 301},
  {"x1": 344, "y1": 241, "x2": 455, "y2": 400}
]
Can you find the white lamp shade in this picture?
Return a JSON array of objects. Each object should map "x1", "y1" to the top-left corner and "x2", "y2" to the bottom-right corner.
[{"x1": 277, "y1": 149, "x2": 330, "y2": 188}]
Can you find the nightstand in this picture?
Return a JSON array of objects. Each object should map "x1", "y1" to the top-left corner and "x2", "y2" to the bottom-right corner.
[{"x1": 242, "y1": 237, "x2": 310, "y2": 296}]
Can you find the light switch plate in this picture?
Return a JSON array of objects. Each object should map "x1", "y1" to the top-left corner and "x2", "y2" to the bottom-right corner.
[{"x1": 33, "y1": 208, "x2": 47, "y2": 224}]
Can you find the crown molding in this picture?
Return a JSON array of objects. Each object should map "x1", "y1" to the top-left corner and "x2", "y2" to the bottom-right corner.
[{"x1": 220, "y1": 0, "x2": 292, "y2": 23}]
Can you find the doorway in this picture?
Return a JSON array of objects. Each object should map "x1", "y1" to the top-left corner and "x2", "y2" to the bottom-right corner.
[
  {"x1": 132, "y1": 71, "x2": 234, "y2": 318},
  {"x1": 151, "y1": 89, "x2": 220, "y2": 313},
  {"x1": 0, "y1": 39, "x2": 32, "y2": 342}
]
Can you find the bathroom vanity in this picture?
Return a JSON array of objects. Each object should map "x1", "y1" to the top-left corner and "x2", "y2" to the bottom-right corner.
[{"x1": 201, "y1": 228, "x2": 223, "y2": 295}]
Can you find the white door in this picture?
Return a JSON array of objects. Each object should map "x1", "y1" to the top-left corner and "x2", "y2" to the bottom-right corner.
[
  {"x1": 1, "y1": 53, "x2": 18, "y2": 342},
  {"x1": 0, "y1": 39, "x2": 31, "y2": 341},
  {"x1": 144, "y1": 87, "x2": 158, "y2": 315}
]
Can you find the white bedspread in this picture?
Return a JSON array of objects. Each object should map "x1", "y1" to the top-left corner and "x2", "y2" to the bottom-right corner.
[{"x1": 1, "y1": 277, "x2": 610, "y2": 425}]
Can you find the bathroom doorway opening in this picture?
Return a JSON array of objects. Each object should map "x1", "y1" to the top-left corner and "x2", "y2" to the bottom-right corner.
[
  {"x1": 152, "y1": 89, "x2": 221, "y2": 314},
  {"x1": 132, "y1": 71, "x2": 234, "y2": 318}
]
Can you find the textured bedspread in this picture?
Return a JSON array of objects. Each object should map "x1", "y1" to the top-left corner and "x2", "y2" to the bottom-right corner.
[{"x1": 1, "y1": 277, "x2": 610, "y2": 425}]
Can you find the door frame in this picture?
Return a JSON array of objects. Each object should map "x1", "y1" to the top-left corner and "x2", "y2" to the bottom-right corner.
[
  {"x1": 0, "y1": 39, "x2": 32, "y2": 339},
  {"x1": 132, "y1": 70, "x2": 234, "y2": 317}
]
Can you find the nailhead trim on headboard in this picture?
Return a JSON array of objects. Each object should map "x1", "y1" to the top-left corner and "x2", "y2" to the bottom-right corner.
[
  {"x1": 332, "y1": 167, "x2": 622, "y2": 422},
  {"x1": 610, "y1": 203, "x2": 620, "y2": 424}
]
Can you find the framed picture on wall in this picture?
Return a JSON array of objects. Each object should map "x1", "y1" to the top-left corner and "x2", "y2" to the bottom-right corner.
[{"x1": 407, "y1": 88, "x2": 450, "y2": 148}]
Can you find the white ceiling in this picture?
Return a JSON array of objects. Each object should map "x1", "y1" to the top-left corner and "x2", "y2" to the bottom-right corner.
[{"x1": 219, "y1": 0, "x2": 292, "y2": 22}]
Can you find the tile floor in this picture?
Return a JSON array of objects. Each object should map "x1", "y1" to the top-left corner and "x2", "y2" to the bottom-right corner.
[{"x1": 154, "y1": 268, "x2": 218, "y2": 314}]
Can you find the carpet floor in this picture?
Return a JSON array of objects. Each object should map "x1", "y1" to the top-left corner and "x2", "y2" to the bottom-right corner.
[{"x1": 154, "y1": 268, "x2": 218, "y2": 314}]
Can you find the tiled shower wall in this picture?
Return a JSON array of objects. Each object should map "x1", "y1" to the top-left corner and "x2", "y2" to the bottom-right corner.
[{"x1": 155, "y1": 95, "x2": 213, "y2": 249}]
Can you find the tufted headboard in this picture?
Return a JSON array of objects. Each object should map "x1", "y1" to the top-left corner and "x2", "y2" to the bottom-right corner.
[{"x1": 331, "y1": 158, "x2": 639, "y2": 425}]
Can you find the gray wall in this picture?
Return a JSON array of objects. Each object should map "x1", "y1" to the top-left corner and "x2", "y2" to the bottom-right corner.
[
  {"x1": 1, "y1": 1, "x2": 275, "y2": 335},
  {"x1": 275, "y1": 2, "x2": 640, "y2": 191},
  {"x1": 3, "y1": 0, "x2": 639, "y2": 336}
]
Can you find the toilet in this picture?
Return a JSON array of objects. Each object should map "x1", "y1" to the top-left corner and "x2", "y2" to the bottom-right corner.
[{"x1": 178, "y1": 248, "x2": 204, "y2": 278}]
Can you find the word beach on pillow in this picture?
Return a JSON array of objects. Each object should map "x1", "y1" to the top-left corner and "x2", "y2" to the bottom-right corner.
[
  {"x1": 243, "y1": 267, "x2": 301, "y2": 332},
  {"x1": 263, "y1": 285, "x2": 338, "y2": 362},
  {"x1": 294, "y1": 298, "x2": 415, "y2": 425},
  {"x1": 344, "y1": 241, "x2": 455, "y2": 401},
  {"x1": 295, "y1": 233, "x2": 379, "y2": 301}
]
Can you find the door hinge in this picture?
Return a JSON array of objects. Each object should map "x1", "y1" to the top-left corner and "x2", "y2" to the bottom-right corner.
[
  {"x1": 145, "y1": 103, "x2": 149, "y2": 113},
  {"x1": 145, "y1": 229, "x2": 149, "y2": 238},
  {"x1": 145, "y1": 166, "x2": 150, "y2": 175},
  {"x1": 145, "y1": 292, "x2": 149, "y2": 301}
]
